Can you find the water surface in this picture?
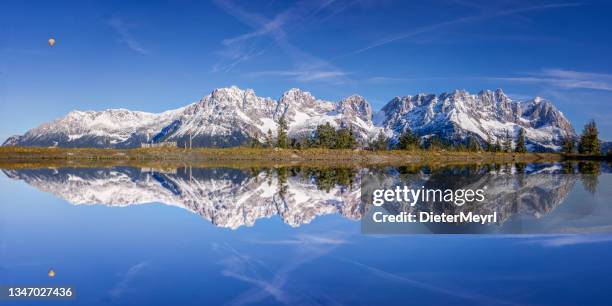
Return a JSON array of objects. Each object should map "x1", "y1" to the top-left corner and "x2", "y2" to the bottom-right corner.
[{"x1": 1, "y1": 162, "x2": 611, "y2": 305}]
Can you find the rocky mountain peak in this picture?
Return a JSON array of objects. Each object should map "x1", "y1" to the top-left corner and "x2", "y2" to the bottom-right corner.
[
  {"x1": 494, "y1": 88, "x2": 506, "y2": 97},
  {"x1": 379, "y1": 89, "x2": 576, "y2": 151},
  {"x1": 207, "y1": 86, "x2": 250, "y2": 107},
  {"x1": 337, "y1": 95, "x2": 372, "y2": 123},
  {"x1": 275, "y1": 88, "x2": 334, "y2": 121},
  {"x1": 520, "y1": 97, "x2": 573, "y2": 132},
  {"x1": 277, "y1": 88, "x2": 318, "y2": 111},
  {"x1": 478, "y1": 88, "x2": 509, "y2": 103},
  {"x1": 450, "y1": 89, "x2": 470, "y2": 97},
  {"x1": 211, "y1": 85, "x2": 248, "y2": 97},
  {"x1": 2, "y1": 135, "x2": 20, "y2": 146},
  {"x1": 4, "y1": 87, "x2": 578, "y2": 152}
]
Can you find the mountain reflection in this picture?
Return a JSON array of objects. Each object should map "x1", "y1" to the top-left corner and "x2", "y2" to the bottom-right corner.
[{"x1": 2, "y1": 162, "x2": 608, "y2": 229}]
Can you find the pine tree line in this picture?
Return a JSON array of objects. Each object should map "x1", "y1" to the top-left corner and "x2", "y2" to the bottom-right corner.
[
  {"x1": 251, "y1": 117, "x2": 602, "y2": 155},
  {"x1": 253, "y1": 119, "x2": 359, "y2": 150},
  {"x1": 311, "y1": 122, "x2": 358, "y2": 149},
  {"x1": 562, "y1": 119, "x2": 601, "y2": 155},
  {"x1": 391, "y1": 127, "x2": 527, "y2": 153}
]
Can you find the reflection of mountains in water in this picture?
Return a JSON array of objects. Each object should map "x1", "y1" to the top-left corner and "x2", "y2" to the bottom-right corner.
[
  {"x1": 2, "y1": 162, "x2": 605, "y2": 229},
  {"x1": 3, "y1": 167, "x2": 362, "y2": 229},
  {"x1": 377, "y1": 165, "x2": 578, "y2": 227}
]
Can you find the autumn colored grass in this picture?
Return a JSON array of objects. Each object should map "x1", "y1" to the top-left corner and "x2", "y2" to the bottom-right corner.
[{"x1": 0, "y1": 146, "x2": 568, "y2": 169}]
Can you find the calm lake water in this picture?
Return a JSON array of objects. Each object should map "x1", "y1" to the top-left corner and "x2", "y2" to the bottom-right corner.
[{"x1": 1, "y1": 162, "x2": 611, "y2": 306}]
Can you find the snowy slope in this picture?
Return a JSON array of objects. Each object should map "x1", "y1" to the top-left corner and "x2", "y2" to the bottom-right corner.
[
  {"x1": 2, "y1": 107, "x2": 188, "y2": 148},
  {"x1": 3, "y1": 87, "x2": 575, "y2": 151},
  {"x1": 378, "y1": 89, "x2": 575, "y2": 151}
]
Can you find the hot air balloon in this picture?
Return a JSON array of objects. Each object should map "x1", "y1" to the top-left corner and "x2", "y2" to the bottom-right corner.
[
  {"x1": 48, "y1": 38, "x2": 55, "y2": 47},
  {"x1": 48, "y1": 268, "x2": 56, "y2": 278}
]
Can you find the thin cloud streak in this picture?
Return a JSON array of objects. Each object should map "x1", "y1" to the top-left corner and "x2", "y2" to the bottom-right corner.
[
  {"x1": 520, "y1": 234, "x2": 612, "y2": 247},
  {"x1": 217, "y1": 0, "x2": 339, "y2": 46},
  {"x1": 246, "y1": 70, "x2": 350, "y2": 82},
  {"x1": 247, "y1": 234, "x2": 349, "y2": 245},
  {"x1": 213, "y1": 0, "x2": 349, "y2": 82},
  {"x1": 367, "y1": 68, "x2": 612, "y2": 93},
  {"x1": 340, "y1": 257, "x2": 521, "y2": 306},
  {"x1": 214, "y1": 233, "x2": 348, "y2": 306},
  {"x1": 109, "y1": 261, "x2": 149, "y2": 298},
  {"x1": 346, "y1": 2, "x2": 582, "y2": 56},
  {"x1": 489, "y1": 68, "x2": 612, "y2": 91},
  {"x1": 366, "y1": 76, "x2": 456, "y2": 83},
  {"x1": 108, "y1": 17, "x2": 148, "y2": 55}
]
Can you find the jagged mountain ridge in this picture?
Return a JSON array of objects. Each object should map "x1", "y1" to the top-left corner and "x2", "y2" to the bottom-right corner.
[
  {"x1": 378, "y1": 89, "x2": 574, "y2": 151},
  {"x1": 1, "y1": 167, "x2": 363, "y2": 229},
  {"x1": 2, "y1": 108, "x2": 189, "y2": 148},
  {"x1": 3, "y1": 86, "x2": 575, "y2": 151},
  {"x1": 1, "y1": 165, "x2": 579, "y2": 229}
]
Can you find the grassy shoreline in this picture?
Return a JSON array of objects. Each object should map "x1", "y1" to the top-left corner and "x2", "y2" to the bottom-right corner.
[{"x1": 0, "y1": 146, "x2": 574, "y2": 169}]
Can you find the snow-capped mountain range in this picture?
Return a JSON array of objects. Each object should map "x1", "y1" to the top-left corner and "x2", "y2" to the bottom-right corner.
[{"x1": 3, "y1": 86, "x2": 575, "y2": 151}]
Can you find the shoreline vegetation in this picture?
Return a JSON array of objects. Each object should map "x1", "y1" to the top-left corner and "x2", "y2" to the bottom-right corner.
[
  {"x1": 0, "y1": 146, "x2": 607, "y2": 169},
  {"x1": 1, "y1": 114, "x2": 606, "y2": 169}
]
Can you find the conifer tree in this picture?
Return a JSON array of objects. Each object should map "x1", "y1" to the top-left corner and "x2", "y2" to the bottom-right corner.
[
  {"x1": 562, "y1": 137, "x2": 575, "y2": 154},
  {"x1": 276, "y1": 114, "x2": 289, "y2": 148},
  {"x1": 315, "y1": 122, "x2": 337, "y2": 148},
  {"x1": 250, "y1": 135, "x2": 262, "y2": 148},
  {"x1": 428, "y1": 135, "x2": 442, "y2": 150},
  {"x1": 503, "y1": 130, "x2": 512, "y2": 153},
  {"x1": 336, "y1": 128, "x2": 357, "y2": 149},
  {"x1": 348, "y1": 127, "x2": 358, "y2": 148},
  {"x1": 371, "y1": 132, "x2": 388, "y2": 150},
  {"x1": 486, "y1": 135, "x2": 493, "y2": 152},
  {"x1": 467, "y1": 136, "x2": 480, "y2": 152},
  {"x1": 578, "y1": 120, "x2": 600, "y2": 155},
  {"x1": 398, "y1": 128, "x2": 418, "y2": 150},
  {"x1": 494, "y1": 139, "x2": 501, "y2": 153},
  {"x1": 515, "y1": 128, "x2": 527, "y2": 153},
  {"x1": 266, "y1": 129, "x2": 273, "y2": 148}
]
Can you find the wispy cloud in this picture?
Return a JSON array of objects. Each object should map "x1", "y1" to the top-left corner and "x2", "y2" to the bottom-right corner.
[
  {"x1": 109, "y1": 261, "x2": 149, "y2": 298},
  {"x1": 108, "y1": 17, "x2": 148, "y2": 55},
  {"x1": 213, "y1": 0, "x2": 349, "y2": 82},
  {"x1": 345, "y1": 2, "x2": 582, "y2": 56},
  {"x1": 247, "y1": 234, "x2": 349, "y2": 245},
  {"x1": 340, "y1": 257, "x2": 520, "y2": 305},
  {"x1": 520, "y1": 234, "x2": 612, "y2": 247},
  {"x1": 216, "y1": 0, "x2": 339, "y2": 46},
  {"x1": 365, "y1": 76, "x2": 455, "y2": 83},
  {"x1": 489, "y1": 68, "x2": 612, "y2": 91},
  {"x1": 246, "y1": 70, "x2": 350, "y2": 82},
  {"x1": 368, "y1": 67, "x2": 612, "y2": 93},
  {"x1": 214, "y1": 233, "x2": 348, "y2": 306}
]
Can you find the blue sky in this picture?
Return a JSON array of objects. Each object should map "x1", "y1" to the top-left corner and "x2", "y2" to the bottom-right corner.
[{"x1": 1, "y1": 0, "x2": 611, "y2": 140}]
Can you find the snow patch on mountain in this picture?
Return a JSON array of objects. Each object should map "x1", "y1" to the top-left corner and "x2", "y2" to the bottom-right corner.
[
  {"x1": 379, "y1": 89, "x2": 575, "y2": 150},
  {"x1": 3, "y1": 86, "x2": 575, "y2": 151}
]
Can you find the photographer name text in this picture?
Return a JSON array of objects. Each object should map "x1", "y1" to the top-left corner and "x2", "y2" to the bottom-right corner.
[
  {"x1": 371, "y1": 186, "x2": 497, "y2": 225},
  {"x1": 372, "y1": 211, "x2": 498, "y2": 224}
]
